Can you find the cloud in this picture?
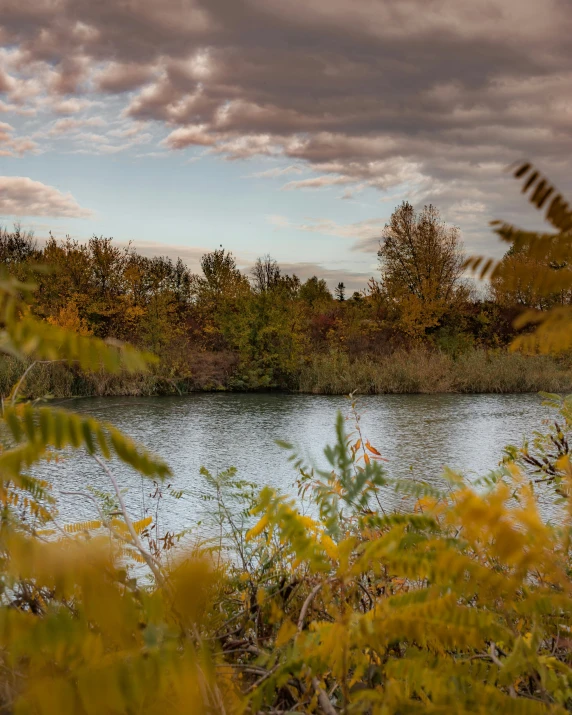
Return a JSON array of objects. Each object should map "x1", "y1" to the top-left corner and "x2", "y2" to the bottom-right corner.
[
  {"x1": 0, "y1": 99, "x2": 35, "y2": 115},
  {"x1": 107, "y1": 122, "x2": 148, "y2": 138},
  {"x1": 267, "y1": 213, "x2": 386, "y2": 251},
  {"x1": 161, "y1": 125, "x2": 216, "y2": 149},
  {"x1": 0, "y1": 67, "x2": 15, "y2": 93},
  {"x1": 273, "y1": 262, "x2": 372, "y2": 292},
  {"x1": 247, "y1": 164, "x2": 303, "y2": 178},
  {"x1": 1, "y1": 0, "x2": 571, "y2": 251},
  {"x1": 340, "y1": 184, "x2": 367, "y2": 200},
  {"x1": 0, "y1": 121, "x2": 15, "y2": 138},
  {"x1": 282, "y1": 174, "x2": 353, "y2": 190},
  {"x1": 48, "y1": 56, "x2": 89, "y2": 95},
  {"x1": 135, "y1": 150, "x2": 169, "y2": 159},
  {"x1": 267, "y1": 214, "x2": 291, "y2": 228},
  {"x1": 67, "y1": 125, "x2": 153, "y2": 154},
  {"x1": 299, "y1": 217, "x2": 386, "y2": 243},
  {"x1": 51, "y1": 98, "x2": 96, "y2": 115},
  {"x1": 0, "y1": 177, "x2": 93, "y2": 218},
  {"x1": 48, "y1": 116, "x2": 106, "y2": 135},
  {"x1": 208, "y1": 134, "x2": 281, "y2": 160},
  {"x1": 0, "y1": 121, "x2": 39, "y2": 156},
  {"x1": 95, "y1": 62, "x2": 155, "y2": 93}
]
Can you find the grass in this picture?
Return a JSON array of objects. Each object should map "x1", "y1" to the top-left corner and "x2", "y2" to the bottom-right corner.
[
  {"x1": 0, "y1": 357, "x2": 163, "y2": 399},
  {"x1": 297, "y1": 348, "x2": 572, "y2": 395},
  {"x1": 2, "y1": 348, "x2": 571, "y2": 399}
]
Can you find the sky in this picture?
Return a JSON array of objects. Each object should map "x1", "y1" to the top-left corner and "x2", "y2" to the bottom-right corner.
[{"x1": 1, "y1": 0, "x2": 571, "y2": 291}]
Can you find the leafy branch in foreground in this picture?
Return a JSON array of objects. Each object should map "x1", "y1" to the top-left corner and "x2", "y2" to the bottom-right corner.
[
  {"x1": 0, "y1": 271, "x2": 239, "y2": 714},
  {"x1": 218, "y1": 409, "x2": 572, "y2": 713},
  {"x1": 465, "y1": 162, "x2": 572, "y2": 353},
  {"x1": 0, "y1": 270, "x2": 156, "y2": 377}
]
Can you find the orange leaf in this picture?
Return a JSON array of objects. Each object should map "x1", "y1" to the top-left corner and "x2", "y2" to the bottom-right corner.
[{"x1": 365, "y1": 441, "x2": 381, "y2": 456}]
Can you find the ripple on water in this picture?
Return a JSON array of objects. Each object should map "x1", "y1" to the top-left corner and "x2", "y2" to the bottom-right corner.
[{"x1": 34, "y1": 392, "x2": 554, "y2": 535}]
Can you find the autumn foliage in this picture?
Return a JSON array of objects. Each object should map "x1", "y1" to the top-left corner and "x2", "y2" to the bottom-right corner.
[
  {"x1": 0, "y1": 201, "x2": 558, "y2": 397},
  {"x1": 1, "y1": 165, "x2": 572, "y2": 712}
]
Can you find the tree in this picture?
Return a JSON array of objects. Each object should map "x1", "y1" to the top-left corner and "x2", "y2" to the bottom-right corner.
[
  {"x1": 251, "y1": 254, "x2": 281, "y2": 293},
  {"x1": 335, "y1": 282, "x2": 346, "y2": 301},
  {"x1": 192, "y1": 247, "x2": 249, "y2": 301},
  {"x1": 89, "y1": 235, "x2": 129, "y2": 298},
  {"x1": 279, "y1": 273, "x2": 301, "y2": 298},
  {"x1": 378, "y1": 202, "x2": 464, "y2": 304},
  {"x1": 173, "y1": 257, "x2": 192, "y2": 303},
  {"x1": 377, "y1": 202, "x2": 466, "y2": 338},
  {"x1": 0, "y1": 224, "x2": 38, "y2": 267},
  {"x1": 299, "y1": 276, "x2": 332, "y2": 306}
]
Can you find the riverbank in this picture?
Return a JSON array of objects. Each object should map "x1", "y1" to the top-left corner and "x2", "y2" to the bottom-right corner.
[
  {"x1": 298, "y1": 348, "x2": 572, "y2": 394},
  {"x1": 1, "y1": 348, "x2": 571, "y2": 399}
]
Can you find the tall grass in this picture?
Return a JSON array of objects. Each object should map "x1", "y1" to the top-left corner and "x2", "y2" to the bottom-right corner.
[
  {"x1": 0, "y1": 351, "x2": 238, "y2": 398},
  {"x1": 3, "y1": 348, "x2": 571, "y2": 398},
  {"x1": 297, "y1": 348, "x2": 572, "y2": 394},
  {"x1": 0, "y1": 357, "x2": 162, "y2": 399}
]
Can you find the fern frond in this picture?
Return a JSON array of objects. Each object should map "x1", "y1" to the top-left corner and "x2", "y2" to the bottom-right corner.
[
  {"x1": 510, "y1": 306, "x2": 572, "y2": 354},
  {"x1": 118, "y1": 545, "x2": 147, "y2": 563},
  {"x1": 111, "y1": 515, "x2": 152, "y2": 535},
  {"x1": 1, "y1": 405, "x2": 171, "y2": 480},
  {"x1": 509, "y1": 161, "x2": 572, "y2": 234},
  {"x1": 491, "y1": 261, "x2": 572, "y2": 297},
  {"x1": 64, "y1": 520, "x2": 103, "y2": 534},
  {"x1": 3, "y1": 312, "x2": 156, "y2": 373},
  {"x1": 462, "y1": 255, "x2": 502, "y2": 280}
]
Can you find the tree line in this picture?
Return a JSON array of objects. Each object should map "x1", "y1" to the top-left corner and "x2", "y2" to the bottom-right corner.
[{"x1": 0, "y1": 200, "x2": 564, "y2": 391}]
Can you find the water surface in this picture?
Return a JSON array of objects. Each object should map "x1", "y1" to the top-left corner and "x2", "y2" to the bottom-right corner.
[{"x1": 40, "y1": 393, "x2": 554, "y2": 534}]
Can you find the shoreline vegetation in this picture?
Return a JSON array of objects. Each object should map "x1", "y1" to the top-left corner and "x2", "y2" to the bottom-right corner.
[
  {"x1": 2, "y1": 347, "x2": 571, "y2": 399},
  {"x1": 3, "y1": 196, "x2": 571, "y2": 403}
]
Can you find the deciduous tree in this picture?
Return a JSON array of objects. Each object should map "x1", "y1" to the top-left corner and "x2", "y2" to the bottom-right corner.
[
  {"x1": 378, "y1": 202, "x2": 466, "y2": 338},
  {"x1": 378, "y1": 202, "x2": 465, "y2": 303}
]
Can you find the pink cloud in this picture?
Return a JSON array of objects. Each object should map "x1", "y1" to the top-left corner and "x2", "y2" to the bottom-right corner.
[
  {"x1": 0, "y1": 121, "x2": 39, "y2": 156},
  {"x1": 95, "y1": 62, "x2": 155, "y2": 93},
  {"x1": 162, "y1": 125, "x2": 216, "y2": 149},
  {"x1": 0, "y1": 176, "x2": 93, "y2": 218},
  {"x1": 247, "y1": 164, "x2": 302, "y2": 178},
  {"x1": 0, "y1": 0, "x2": 570, "y2": 248},
  {"x1": 51, "y1": 98, "x2": 95, "y2": 115},
  {"x1": 48, "y1": 116, "x2": 106, "y2": 135},
  {"x1": 282, "y1": 175, "x2": 353, "y2": 190}
]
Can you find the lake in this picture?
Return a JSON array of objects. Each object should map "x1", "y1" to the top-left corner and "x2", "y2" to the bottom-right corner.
[{"x1": 41, "y1": 392, "x2": 556, "y2": 535}]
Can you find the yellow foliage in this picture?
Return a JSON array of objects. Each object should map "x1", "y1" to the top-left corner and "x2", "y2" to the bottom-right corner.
[
  {"x1": 467, "y1": 162, "x2": 572, "y2": 355},
  {"x1": 0, "y1": 271, "x2": 235, "y2": 714},
  {"x1": 276, "y1": 619, "x2": 297, "y2": 647},
  {"x1": 47, "y1": 300, "x2": 92, "y2": 336},
  {"x1": 5, "y1": 255, "x2": 572, "y2": 714},
  {"x1": 63, "y1": 519, "x2": 102, "y2": 533}
]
